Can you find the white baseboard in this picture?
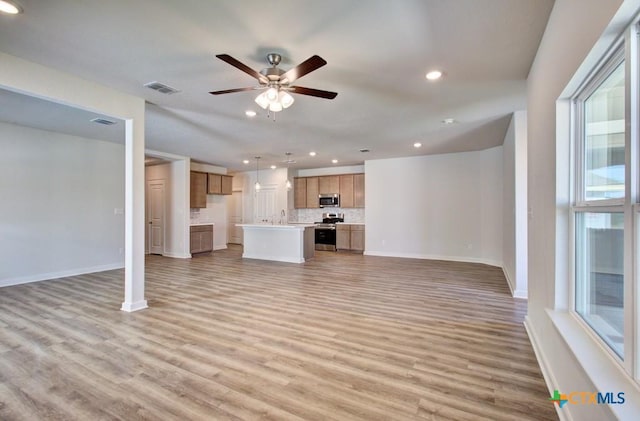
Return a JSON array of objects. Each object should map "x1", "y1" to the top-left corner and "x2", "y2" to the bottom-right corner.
[
  {"x1": 214, "y1": 244, "x2": 228, "y2": 251},
  {"x1": 1, "y1": 263, "x2": 124, "y2": 288},
  {"x1": 524, "y1": 316, "x2": 567, "y2": 421},
  {"x1": 242, "y1": 253, "x2": 304, "y2": 264},
  {"x1": 121, "y1": 300, "x2": 148, "y2": 312},
  {"x1": 363, "y1": 250, "x2": 502, "y2": 268},
  {"x1": 163, "y1": 252, "x2": 192, "y2": 259},
  {"x1": 502, "y1": 267, "x2": 528, "y2": 299}
]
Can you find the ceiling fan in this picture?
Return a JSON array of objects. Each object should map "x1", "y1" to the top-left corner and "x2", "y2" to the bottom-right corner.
[{"x1": 209, "y1": 53, "x2": 338, "y2": 112}]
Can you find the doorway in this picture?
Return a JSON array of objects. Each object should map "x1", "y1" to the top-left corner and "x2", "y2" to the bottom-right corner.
[
  {"x1": 254, "y1": 185, "x2": 278, "y2": 224},
  {"x1": 147, "y1": 179, "x2": 165, "y2": 255},
  {"x1": 228, "y1": 190, "x2": 244, "y2": 245}
]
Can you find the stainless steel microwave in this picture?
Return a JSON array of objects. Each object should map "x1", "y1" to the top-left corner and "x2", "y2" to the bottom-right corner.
[{"x1": 319, "y1": 193, "x2": 340, "y2": 208}]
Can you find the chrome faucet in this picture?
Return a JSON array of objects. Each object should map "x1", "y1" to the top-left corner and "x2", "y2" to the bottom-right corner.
[{"x1": 280, "y1": 209, "x2": 286, "y2": 224}]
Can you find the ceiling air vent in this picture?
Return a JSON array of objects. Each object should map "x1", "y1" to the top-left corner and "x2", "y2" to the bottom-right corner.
[
  {"x1": 90, "y1": 117, "x2": 116, "y2": 125},
  {"x1": 144, "y1": 81, "x2": 181, "y2": 95}
]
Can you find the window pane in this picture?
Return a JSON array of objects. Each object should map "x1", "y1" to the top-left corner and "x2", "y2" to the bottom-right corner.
[
  {"x1": 575, "y1": 212, "x2": 624, "y2": 358},
  {"x1": 583, "y1": 62, "x2": 625, "y2": 201}
]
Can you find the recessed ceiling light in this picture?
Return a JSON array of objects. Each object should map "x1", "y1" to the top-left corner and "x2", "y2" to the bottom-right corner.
[
  {"x1": 425, "y1": 70, "x2": 442, "y2": 81},
  {"x1": 245, "y1": 110, "x2": 256, "y2": 117},
  {"x1": 414, "y1": 142, "x2": 422, "y2": 148},
  {"x1": 442, "y1": 118, "x2": 456, "y2": 124},
  {"x1": 332, "y1": 159, "x2": 338, "y2": 164},
  {"x1": 0, "y1": 1, "x2": 22, "y2": 14},
  {"x1": 270, "y1": 165, "x2": 277, "y2": 169},
  {"x1": 242, "y1": 159, "x2": 250, "y2": 164},
  {"x1": 309, "y1": 151, "x2": 317, "y2": 157}
]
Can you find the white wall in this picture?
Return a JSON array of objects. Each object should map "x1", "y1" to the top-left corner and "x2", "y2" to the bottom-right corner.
[
  {"x1": 526, "y1": 1, "x2": 640, "y2": 420},
  {"x1": 365, "y1": 147, "x2": 503, "y2": 266},
  {"x1": 502, "y1": 111, "x2": 528, "y2": 298},
  {"x1": 145, "y1": 160, "x2": 190, "y2": 258},
  {"x1": 235, "y1": 168, "x2": 290, "y2": 224},
  {"x1": 0, "y1": 51, "x2": 147, "y2": 311},
  {"x1": 0, "y1": 122, "x2": 125, "y2": 286}
]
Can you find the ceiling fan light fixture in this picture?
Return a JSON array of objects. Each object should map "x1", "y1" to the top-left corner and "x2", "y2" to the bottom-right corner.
[
  {"x1": 254, "y1": 92, "x2": 269, "y2": 109},
  {"x1": 266, "y1": 87, "x2": 279, "y2": 101},
  {"x1": 280, "y1": 91, "x2": 295, "y2": 108},
  {"x1": 269, "y1": 101, "x2": 283, "y2": 112}
]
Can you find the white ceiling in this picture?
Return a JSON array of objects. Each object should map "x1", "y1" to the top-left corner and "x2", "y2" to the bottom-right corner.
[{"x1": 0, "y1": 0, "x2": 554, "y2": 171}]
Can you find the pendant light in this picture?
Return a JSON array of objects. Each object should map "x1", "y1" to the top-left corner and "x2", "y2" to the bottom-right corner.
[{"x1": 254, "y1": 156, "x2": 261, "y2": 191}]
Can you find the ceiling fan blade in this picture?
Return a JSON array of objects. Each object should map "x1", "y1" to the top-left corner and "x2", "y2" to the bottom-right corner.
[
  {"x1": 290, "y1": 86, "x2": 338, "y2": 99},
  {"x1": 209, "y1": 87, "x2": 257, "y2": 95},
  {"x1": 216, "y1": 54, "x2": 269, "y2": 84},
  {"x1": 281, "y1": 55, "x2": 327, "y2": 83}
]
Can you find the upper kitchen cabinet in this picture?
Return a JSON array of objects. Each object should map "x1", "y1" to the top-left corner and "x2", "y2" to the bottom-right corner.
[
  {"x1": 318, "y1": 175, "x2": 340, "y2": 195},
  {"x1": 294, "y1": 177, "x2": 307, "y2": 209},
  {"x1": 207, "y1": 173, "x2": 233, "y2": 195},
  {"x1": 339, "y1": 174, "x2": 355, "y2": 208},
  {"x1": 305, "y1": 177, "x2": 319, "y2": 208},
  {"x1": 354, "y1": 173, "x2": 365, "y2": 208},
  {"x1": 293, "y1": 173, "x2": 365, "y2": 208},
  {"x1": 190, "y1": 171, "x2": 207, "y2": 208}
]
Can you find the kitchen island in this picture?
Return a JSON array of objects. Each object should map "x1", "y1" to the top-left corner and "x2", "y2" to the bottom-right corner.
[{"x1": 237, "y1": 224, "x2": 316, "y2": 263}]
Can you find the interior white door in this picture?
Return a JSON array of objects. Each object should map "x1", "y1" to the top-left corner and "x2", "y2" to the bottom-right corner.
[
  {"x1": 147, "y1": 180, "x2": 165, "y2": 255},
  {"x1": 255, "y1": 185, "x2": 278, "y2": 224},
  {"x1": 228, "y1": 190, "x2": 244, "y2": 245}
]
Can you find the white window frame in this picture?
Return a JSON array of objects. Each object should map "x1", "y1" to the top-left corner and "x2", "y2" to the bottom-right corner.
[{"x1": 569, "y1": 25, "x2": 636, "y2": 378}]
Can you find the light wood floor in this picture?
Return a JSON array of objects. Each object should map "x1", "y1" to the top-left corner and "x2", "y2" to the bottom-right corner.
[{"x1": 0, "y1": 246, "x2": 557, "y2": 420}]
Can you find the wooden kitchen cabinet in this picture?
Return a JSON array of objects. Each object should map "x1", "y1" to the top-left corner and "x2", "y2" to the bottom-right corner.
[
  {"x1": 336, "y1": 224, "x2": 365, "y2": 252},
  {"x1": 350, "y1": 225, "x2": 365, "y2": 251},
  {"x1": 190, "y1": 171, "x2": 207, "y2": 208},
  {"x1": 190, "y1": 225, "x2": 213, "y2": 255},
  {"x1": 354, "y1": 173, "x2": 365, "y2": 208},
  {"x1": 339, "y1": 174, "x2": 355, "y2": 208},
  {"x1": 336, "y1": 224, "x2": 351, "y2": 250},
  {"x1": 207, "y1": 173, "x2": 233, "y2": 195},
  {"x1": 318, "y1": 175, "x2": 340, "y2": 195},
  {"x1": 221, "y1": 175, "x2": 233, "y2": 195},
  {"x1": 305, "y1": 177, "x2": 319, "y2": 208},
  {"x1": 294, "y1": 177, "x2": 307, "y2": 209}
]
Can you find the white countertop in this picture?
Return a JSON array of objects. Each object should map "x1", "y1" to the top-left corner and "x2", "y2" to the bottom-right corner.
[
  {"x1": 237, "y1": 223, "x2": 315, "y2": 229},
  {"x1": 190, "y1": 222, "x2": 215, "y2": 226},
  {"x1": 336, "y1": 222, "x2": 365, "y2": 225}
]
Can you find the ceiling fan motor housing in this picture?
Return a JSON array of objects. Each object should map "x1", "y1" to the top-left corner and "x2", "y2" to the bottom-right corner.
[{"x1": 260, "y1": 67, "x2": 286, "y2": 82}]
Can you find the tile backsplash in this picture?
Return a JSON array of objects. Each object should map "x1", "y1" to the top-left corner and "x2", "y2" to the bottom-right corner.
[
  {"x1": 190, "y1": 207, "x2": 215, "y2": 224},
  {"x1": 289, "y1": 208, "x2": 365, "y2": 223}
]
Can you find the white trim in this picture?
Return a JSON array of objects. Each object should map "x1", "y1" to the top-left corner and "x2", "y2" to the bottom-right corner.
[
  {"x1": 163, "y1": 252, "x2": 192, "y2": 259},
  {"x1": 214, "y1": 244, "x2": 228, "y2": 251},
  {"x1": 241, "y1": 254, "x2": 305, "y2": 264},
  {"x1": 547, "y1": 309, "x2": 640, "y2": 420},
  {"x1": 0, "y1": 263, "x2": 124, "y2": 288},
  {"x1": 363, "y1": 250, "x2": 502, "y2": 268},
  {"x1": 502, "y1": 266, "x2": 527, "y2": 298},
  {"x1": 523, "y1": 317, "x2": 568, "y2": 421},
  {"x1": 120, "y1": 299, "x2": 148, "y2": 312}
]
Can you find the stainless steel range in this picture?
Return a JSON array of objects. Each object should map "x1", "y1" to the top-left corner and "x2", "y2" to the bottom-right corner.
[{"x1": 315, "y1": 212, "x2": 344, "y2": 251}]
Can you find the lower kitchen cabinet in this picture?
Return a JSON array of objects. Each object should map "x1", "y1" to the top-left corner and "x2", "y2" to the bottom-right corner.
[
  {"x1": 190, "y1": 224, "x2": 213, "y2": 255},
  {"x1": 336, "y1": 224, "x2": 364, "y2": 252}
]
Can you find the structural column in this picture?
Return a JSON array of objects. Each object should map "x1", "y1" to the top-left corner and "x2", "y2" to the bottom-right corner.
[{"x1": 121, "y1": 118, "x2": 148, "y2": 312}]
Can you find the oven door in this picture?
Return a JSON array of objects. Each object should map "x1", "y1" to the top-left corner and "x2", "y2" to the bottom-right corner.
[{"x1": 315, "y1": 227, "x2": 336, "y2": 251}]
